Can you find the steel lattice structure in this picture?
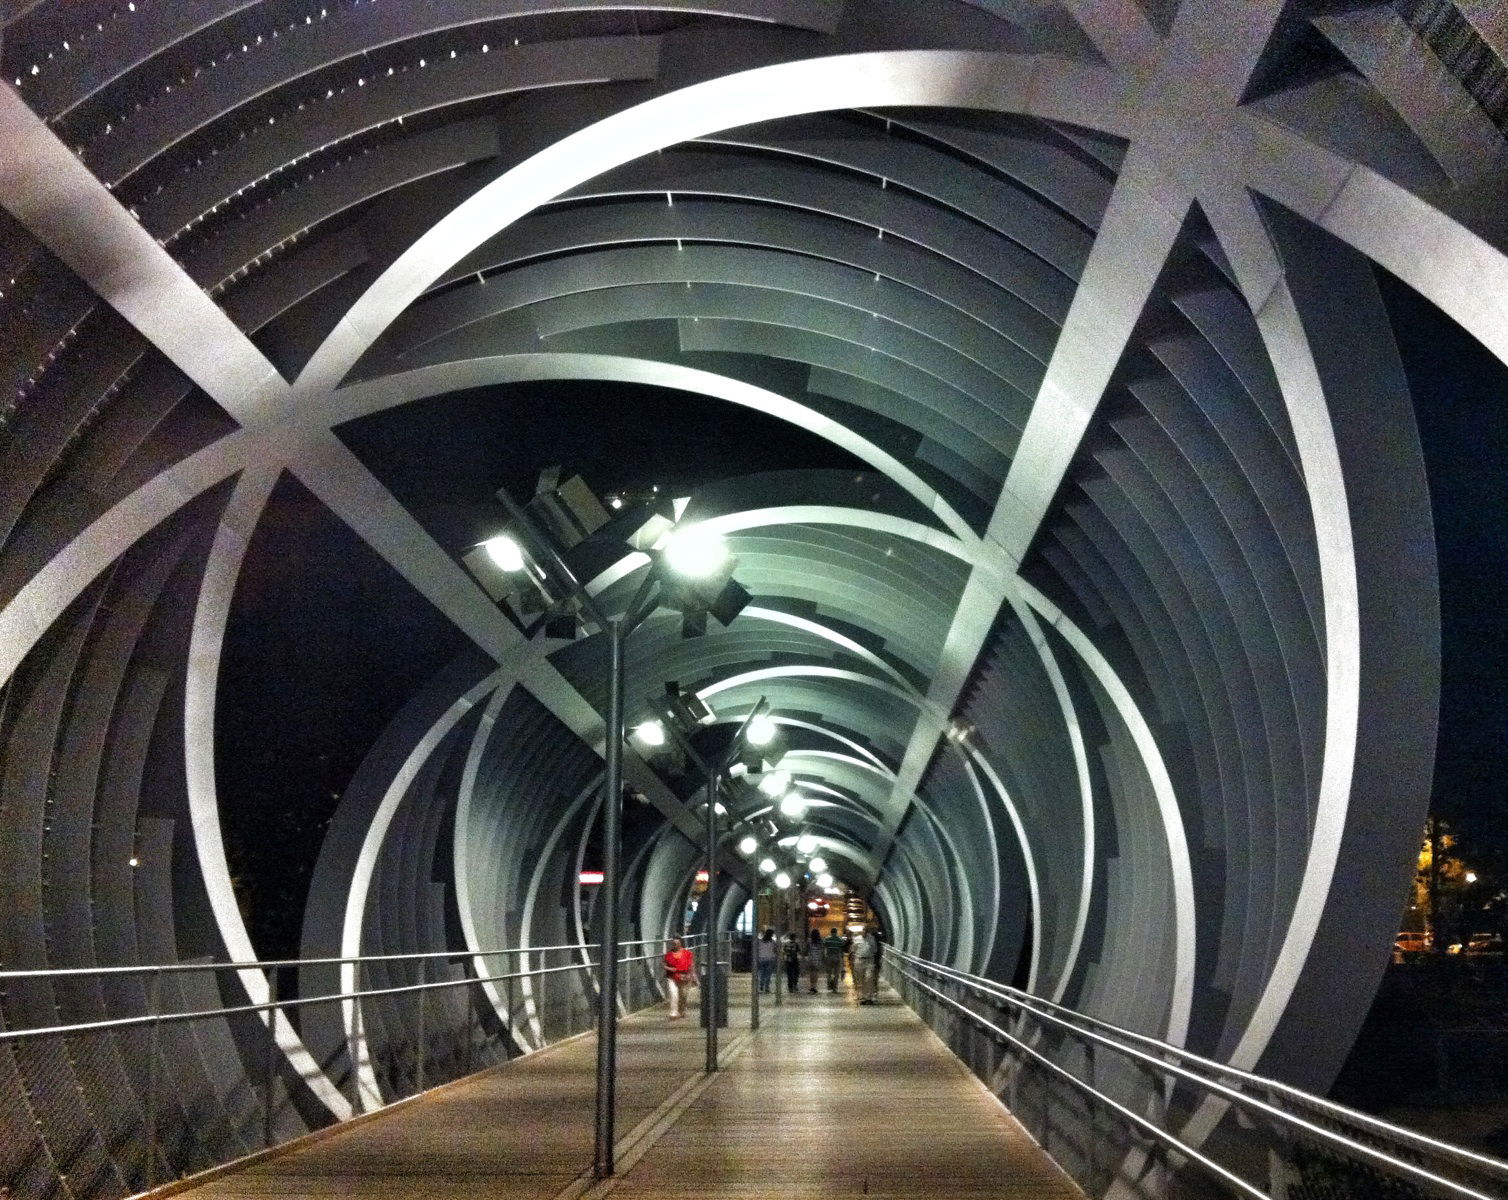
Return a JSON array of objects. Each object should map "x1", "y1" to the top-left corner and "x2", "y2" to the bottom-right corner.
[{"x1": 0, "y1": 1, "x2": 1498, "y2": 1196}]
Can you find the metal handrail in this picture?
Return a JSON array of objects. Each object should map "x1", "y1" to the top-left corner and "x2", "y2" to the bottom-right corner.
[
  {"x1": 0, "y1": 935, "x2": 700, "y2": 981},
  {"x1": 892, "y1": 961, "x2": 1263, "y2": 1198},
  {"x1": 887, "y1": 950, "x2": 1506, "y2": 1200},
  {"x1": 0, "y1": 942, "x2": 693, "y2": 1043},
  {"x1": 890, "y1": 949, "x2": 1508, "y2": 1183}
]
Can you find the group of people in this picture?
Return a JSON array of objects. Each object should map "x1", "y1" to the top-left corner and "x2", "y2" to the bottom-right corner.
[
  {"x1": 753, "y1": 925, "x2": 884, "y2": 1003},
  {"x1": 664, "y1": 926, "x2": 884, "y2": 1019}
]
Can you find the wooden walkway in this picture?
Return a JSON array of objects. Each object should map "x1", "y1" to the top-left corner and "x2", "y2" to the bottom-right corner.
[{"x1": 166, "y1": 986, "x2": 1083, "y2": 1199}]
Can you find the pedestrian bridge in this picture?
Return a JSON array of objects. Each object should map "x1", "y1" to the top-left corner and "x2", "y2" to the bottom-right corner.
[{"x1": 3, "y1": 2, "x2": 1507, "y2": 1199}]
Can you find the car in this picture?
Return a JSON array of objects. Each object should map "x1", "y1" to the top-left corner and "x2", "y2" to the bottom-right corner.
[{"x1": 1467, "y1": 933, "x2": 1504, "y2": 956}]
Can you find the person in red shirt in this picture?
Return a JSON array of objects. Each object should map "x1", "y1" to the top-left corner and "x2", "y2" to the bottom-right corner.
[{"x1": 663, "y1": 937, "x2": 695, "y2": 1019}]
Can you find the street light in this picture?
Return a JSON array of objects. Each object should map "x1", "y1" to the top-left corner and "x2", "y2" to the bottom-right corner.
[
  {"x1": 809, "y1": 856, "x2": 827, "y2": 874},
  {"x1": 482, "y1": 534, "x2": 526, "y2": 572},
  {"x1": 632, "y1": 720, "x2": 667, "y2": 747},
  {"x1": 795, "y1": 834, "x2": 818, "y2": 856},
  {"x1": 759, "y1": 857, "x2": 777, "y2": 874},
  {"x1": 746, "y1": 714, "x2": 778, "y2": 746},
  {"x1": 758, "y1": 770, "x2": 790, "y2": 798},
  {"x1": 466, "y1": 470, "x2": 753, "y2": 1180},
  {"x1": 739, "y1": 836, "x2": 759, "y2": 856},
  {"x1": 778, "y1": 792, "x2": 808, "y2": 819},
  {"x1": 649, "y1": 691, "x2": 775, "y2": 1063},
  {"x1": 663, "y1": 525, "x2": 731, "y2": 576}
]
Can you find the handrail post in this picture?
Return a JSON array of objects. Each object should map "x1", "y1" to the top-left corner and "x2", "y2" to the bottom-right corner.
[
  {"x1": 349, "y1": 960, "x2": 365, "y2": 1111},
  {"x1": 541, "y1": 948, "x2": 550, "y2": 1041},
  {"x1": 464, "y1": 970, "x2": 475, "y2": 1076},
  {"x1": 145, "y1": 968, "x2": 161, "y2": 1187},
  {"x1": 416, "y1": 958, "x2": 427, "y2": 1094},
  {"x1": 507, "y1": 959, "x2": 517, "y2": 1055},
  {"x1": 263, "y1": 967, "x2": 278, "y2": 1148}
]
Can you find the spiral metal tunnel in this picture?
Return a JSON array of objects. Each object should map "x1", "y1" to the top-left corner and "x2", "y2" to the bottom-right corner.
[{"x1": 0, "y1": 1, "x2": 1498, "y2": 1196}]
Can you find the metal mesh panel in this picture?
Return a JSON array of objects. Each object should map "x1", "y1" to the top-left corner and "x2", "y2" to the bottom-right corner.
[
  {"x1": 0, "y1": 939, "x2": 675, "y2": 1199},
  {"x1": 886, "y1": 952, "x2": 1508, "y2": 1200}
]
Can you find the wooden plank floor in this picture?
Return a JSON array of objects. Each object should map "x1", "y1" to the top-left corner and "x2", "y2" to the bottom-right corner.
[
  {"x1": 168, "y1": 984, "x2": 1083, "y2": 1199},
  {"x1": 174, "y1": 1002, "x2": 715, "y2": 1198},
  {"x1": 603, "y1": 987, "x2": 1084, "y2": 1199}
]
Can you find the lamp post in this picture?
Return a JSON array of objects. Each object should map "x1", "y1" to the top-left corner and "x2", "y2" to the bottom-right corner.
[
  {"x1": 655, "y1": 694, "x2": 772, "y2": 1068},
  {"x1": 475, "y1": 475, "x2": 751, "y2": 1180}
]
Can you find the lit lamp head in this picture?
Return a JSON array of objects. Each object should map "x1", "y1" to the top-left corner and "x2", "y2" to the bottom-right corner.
[
  {"x1": 468, "y1": 467, "x2": 623, "y2": 637},
  {"x1": 758, "y1": 770, "x2": 791, "y2": 799},
  {"x1": 745, "y1": 714, "x2": 778, "y2": 747},
  {"x1": 739, "y1": 836, "x2": 759, "y2": 856},
  {"x1": 758, "y1": 857, "x2": 777, "y2": 874},
  {"x1": 809, "y1": 857, "x2": 828, "y2": 874},
  {"x1": 663, "y1": 525, "x2": 729, "y2": 577},
  {"x1": 658, "y1": 523, "x2": 750, "y2": 637},
  {"x1": 774, "y1": 871, "x2": 792, "y2": 890},
  {"x1": 632, "y1": 719, "x2": 667, "y2": 748},
  {"x1": 795, "y1": 834, "x2": 817, "y2": 856},
  {"x1": 779, "y1": 792, "x2": 808, "y2": 819},
  {"x1": 463, "y1": 530, "x2": 556, "y2": 618},
  {"x1": 483, "y1": 535, "x2": 525, "y2": 573},
  {"x1": 816, "y1": 873, "x2": 834, "y2": 889}
]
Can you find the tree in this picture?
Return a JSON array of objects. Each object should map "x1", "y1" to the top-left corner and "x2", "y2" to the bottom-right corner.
[{"x1": 1410, "y1": 817, "x2": 1497, "y2": 953}]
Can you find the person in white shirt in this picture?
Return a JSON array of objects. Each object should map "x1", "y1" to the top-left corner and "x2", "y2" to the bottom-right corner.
[
  {"x1": 852, "y1": 927, "x2": 881, "y2": 1004},
  {"x1": 755, "y1": 928, "x2": 777, "y2": 993}
]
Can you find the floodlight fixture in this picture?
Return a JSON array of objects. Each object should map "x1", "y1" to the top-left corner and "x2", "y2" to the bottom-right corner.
[
  {"x1": 774, "y1": 871, "x2": 792, "y2": 890},
  {"x1": 739, "y1": 836, "x2": 759, "y2": 856},
  {"x1": 745, "y1": 714, "x2": 778, "y2": 746},
  {"x1": 809, "y1": 856, "x2": 827, "y2": 874},
  {"x1": 665, "y1": 680, "x2": 715, "y2": 728},
  {"x1": 525, "y1": 468, "x2": 610, "y2": 550},
  {"x1": 779, "y1": 793, "x2": 808, "y2": 819},
  {"x1": 664, "y1": 524, "x2": 729, "y2": 577},
  {"x1": 817, "y1": 873, "x2": 834, "y2": 889},
  {"x1": 795, "y1": 834, "x2": 817, "y2": 856},
  {"x1": 758, "y1": 770, "x2": 791, "y2": 798},
  {"x1": 483, "y1": 535, "x2": 526, "y2": 572},
  {"x1": 633, "y1": 720, "x2": 666, "y2": 747},
  {"x1": 758, "y1": 857, "x2": 777, "y2": 874}
]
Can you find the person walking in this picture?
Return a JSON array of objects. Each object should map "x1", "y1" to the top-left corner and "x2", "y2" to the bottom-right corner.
[
  {"x1": 822, "y1": 927, "x2": 846, "y2": 992},
  {"x1": 804, "y1": 928, "x2": 823, "y2": 993},
  {"x1": 756, "y1": 928, "x2": 777, "y2": 993},
  {"x1": 853, "y1": 926, "x2": 881, "y2": 1004},
  {"x1": 664, "y1": 936, "x2": 695, "y2": 1020},
  {"x1": 782, "y1": 931, "x2": 801, "y2": 993}
]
